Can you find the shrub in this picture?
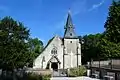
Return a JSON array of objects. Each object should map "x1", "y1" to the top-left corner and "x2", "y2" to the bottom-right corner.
[
  {"x1": 27, "y1": 73, "x2": 51, "y2": 80},
  {"x1": 68, "y1": 66, "x2": 87, "y2": 77}
]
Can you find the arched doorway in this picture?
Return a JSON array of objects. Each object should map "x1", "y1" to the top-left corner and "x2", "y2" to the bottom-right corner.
[{"x1": 51, "y1": 62, "x2": 58, "y2": 70}]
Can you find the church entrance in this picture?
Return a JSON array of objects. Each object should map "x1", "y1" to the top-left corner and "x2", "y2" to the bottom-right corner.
[{"x1": 51, "y1": 62, "x2": 58, "y2": 70}]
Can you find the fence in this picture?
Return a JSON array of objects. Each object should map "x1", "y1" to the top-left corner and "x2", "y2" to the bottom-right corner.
[
  {"x1": 87, "y1": 59, "x2": 120, "y2": 69},
  {"x1": 0, "y1": 68, "x2": 52, "y2": 80},
  {"x1": 86, "y1": 59, "x2": 120, "y2": 80}
]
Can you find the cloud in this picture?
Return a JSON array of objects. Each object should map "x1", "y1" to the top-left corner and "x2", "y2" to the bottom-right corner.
[
  {"x1": 51, "y1": 0, "x2": 87, "y2": 34},
  {"x1": 88, "y1": 0, "x2": 105, "y2": 11},
  {"x1": 70, "y1": 0, "x2": 87, "y2": 16}
]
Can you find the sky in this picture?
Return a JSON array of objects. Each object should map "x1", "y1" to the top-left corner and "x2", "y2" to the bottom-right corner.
[{"x1": 0, "y1": 0, "x2": 113, "y2": 45}]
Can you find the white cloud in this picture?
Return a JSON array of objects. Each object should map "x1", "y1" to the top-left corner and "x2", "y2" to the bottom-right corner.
[
  {"x1": 51, "y1": 0, "x2": 87, "y2": 35},
  {"x1": 49, "y1": 0, "x2": 106, "y2": 37},
  {"x1": 88, "y1": 0, "x2": 105, "y2": 11},
  {"x1": 70, "y1": 0, "x2": 87, "y2": 16}
]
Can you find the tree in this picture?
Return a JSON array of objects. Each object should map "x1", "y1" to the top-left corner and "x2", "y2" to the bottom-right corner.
[
  {"x1": 0, "y1": 16, "x2": 30, "y2": 70},
  {"x1": 27, "y1": 38, "x2": 44, "y2": 67},
  {"x1": 81, "y1": 1, "x2": 120, "y2": 64},
  {"x1": 104, "y1": 0, "x2": 120, "y2": 43},
  {"x1": 97, "y1": 38, "x2": 120, "y2": 59},
  {"x1": 81, "y1": 33, "x2": 102, "y2": 64},
  {"x1": 98, "y1": 0, "x2": 120, "y2": 60}
]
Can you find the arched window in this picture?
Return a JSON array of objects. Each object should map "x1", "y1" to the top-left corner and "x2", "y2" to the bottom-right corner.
[
  {"x1": 51, "y1": 48, "x2": 57, "y2": 55},
  {"x1": 42, "y1": 56, "x2": 45, "y2": 62}
]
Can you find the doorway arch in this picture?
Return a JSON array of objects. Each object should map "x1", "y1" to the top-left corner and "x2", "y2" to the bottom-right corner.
[
  {"x1": 47, "y1": 56, "x2": 61, "y2": 70},
  {"x1": 51, "y1": 62, "x2": 58, "y2": 70}
]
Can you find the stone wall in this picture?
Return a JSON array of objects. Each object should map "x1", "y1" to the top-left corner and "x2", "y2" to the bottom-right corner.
[
  {"x1": 64, "y1": 38, "x2": 81, "y2": 69},
  {"x1": 33, "y1": 36, "x2": 64, "y2": 69},
  {"x1": 26, "y1": 68, "x2": 52, "y2": 75}
]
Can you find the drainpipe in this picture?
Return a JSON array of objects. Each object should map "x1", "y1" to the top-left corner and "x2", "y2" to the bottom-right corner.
[
  {"x1": 63, "y1": 46, "x2": 65, "y2": 70},
  {"x1": 77, "y1": 47, "x2": 79, "y2": 67}
]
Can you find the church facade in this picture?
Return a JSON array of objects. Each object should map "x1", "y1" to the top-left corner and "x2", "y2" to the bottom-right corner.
[{"x1": 33, "y1": 12, "x2": 81, "y2": 70}]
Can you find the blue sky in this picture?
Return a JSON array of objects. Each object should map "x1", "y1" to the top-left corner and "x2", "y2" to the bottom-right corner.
[{"x1": 0, "y1": 0, "x2": 113, "y2": 45}]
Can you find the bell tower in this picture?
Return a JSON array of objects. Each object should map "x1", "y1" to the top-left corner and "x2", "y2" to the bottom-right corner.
[{"x1": 63, "y1": 10, "x2": 81, "y2": 69}]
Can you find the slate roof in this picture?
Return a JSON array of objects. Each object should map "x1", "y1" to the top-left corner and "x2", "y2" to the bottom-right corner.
[
  {"x1": 40, "y1": 36, "x2": 55, "y2": 54},
  {"x1": 64, "y1": 11, "x2": 78, "y2": 39},
  {"x1": 40, "y1": 36, "x2": 63, "y2": 54}
]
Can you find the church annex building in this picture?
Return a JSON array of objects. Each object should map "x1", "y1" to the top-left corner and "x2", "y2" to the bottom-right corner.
[{"x1": 33, "y1": 12, "x2": 81, "y2": 70}]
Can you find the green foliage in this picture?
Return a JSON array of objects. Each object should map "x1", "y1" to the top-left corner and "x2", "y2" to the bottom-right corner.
[
  {"x1": 104, "y1": 0, "x2": 120, "y2": 43},
  {"x1": 97, "y1": 38, "x2": 120, "y2": 59},
  {"x1": 0, "y1": 16, "x2": 30, "y2": 69},
  {"x1": 27, "y1": 73, "x2": 50, "y2": 80},
  {"x1": 68, "y1": 66, "x2": 87, "y2": 77},
  {"x1": 81, "y1": 33, "x2": 102, "y2": 64},
  {"x1": 100, "y1": 0, "x2": 120, "y2": 59},
  {"x1": 28, "y1": 38, "x2": 43, "y2": 53},
  {"x1": 0, "y1": 16, "x2": 44, "y2": 69},
  {"x1": 81, "y1": 1, "x2": 120, "y2": 64},
  {"x1": 27, "y1": 38, "x2": 44, "y2": 67},
  {"x1": 82, "y1": 34, "x2": 120, "y2": 64}
]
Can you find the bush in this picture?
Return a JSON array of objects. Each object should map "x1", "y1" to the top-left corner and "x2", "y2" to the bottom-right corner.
[
  {"x1": 27, "y1": 73, "x2": 51, "y2": 80},
  {"x1": 68, "y1": 66, "x2": 87, "y2": 77}
]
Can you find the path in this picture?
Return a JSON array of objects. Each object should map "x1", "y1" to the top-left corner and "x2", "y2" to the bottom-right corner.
[
  {"x1": 51, "y1": 76, "x2": 100, "y2": 80},
  {"x1": 52, "y1": 70, "x2": 67, "y2": 77}
]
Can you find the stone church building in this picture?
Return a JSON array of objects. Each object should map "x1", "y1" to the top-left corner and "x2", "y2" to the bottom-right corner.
[{"x1": 33, "y1": 12, "x2": 81, "y2": 70}]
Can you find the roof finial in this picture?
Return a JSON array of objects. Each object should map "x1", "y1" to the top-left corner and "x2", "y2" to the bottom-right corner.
[{"x1": 68, "y1": 8, "x2": 71, "y2": 14}]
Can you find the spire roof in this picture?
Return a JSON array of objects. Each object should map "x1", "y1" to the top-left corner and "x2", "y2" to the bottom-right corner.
[
  {"x1": 65, "y1": 10, "x2": 74, "y2": 29},
  {"x1": 64, "y1": 10, "x2": 78, "y2": 39}
]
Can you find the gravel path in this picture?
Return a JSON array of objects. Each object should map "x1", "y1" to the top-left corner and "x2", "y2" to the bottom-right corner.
[{"x1": 51, "y1": 76, "x2": 100, "y2": 80}]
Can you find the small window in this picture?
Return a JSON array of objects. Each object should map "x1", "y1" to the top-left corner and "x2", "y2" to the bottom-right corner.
[
  {"x1": 43, "y1": 56, "x2": 45, "y2": 62},
  {"x1": 51, "y1": 48, "x2": 57, "y2": 55},
  {"x1": 51, "y1": 50, "x2": 54, "y2": 54},
  {"x1": 70, "y1": 41, "x2": 72, "y2": 43},
  {"x1": 70, "y1": 33, "x2": 72, "y2": 36}
]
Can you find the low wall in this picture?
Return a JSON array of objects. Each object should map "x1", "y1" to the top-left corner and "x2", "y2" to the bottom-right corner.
[
  {"x1": 112, "y1": 60, "x2": 120, "y2": 65},
  {"x1": 88, "y1": 59, "x2": 120, "y2": 67},
  {"x1": 25, "y1": 68, "x2": 52, "y2": 75}
]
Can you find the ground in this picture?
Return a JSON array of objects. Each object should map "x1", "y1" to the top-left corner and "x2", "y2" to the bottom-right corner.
[{"x1": 50, "y1": 77, "x2": 100, "y2": 80}]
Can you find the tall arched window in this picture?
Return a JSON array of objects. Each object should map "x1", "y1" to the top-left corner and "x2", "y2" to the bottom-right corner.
[{"x1": 51, "y1": 48, "x2": 57, "y2": 55}]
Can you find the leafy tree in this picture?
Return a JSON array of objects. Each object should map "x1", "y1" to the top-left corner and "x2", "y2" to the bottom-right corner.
[
  {"x1": 27, "y1": 38, "x2": 44, "y2": 67},
  {"x1": 81, "y1": 1, "x2": 120, "y2": 64},
  {"x1": 0, "y1": 16, "x2": 30, "y2": 70},
  {"x1": 104, "y1": 0, "x2": 120, "y2": 43},
  {"x1": 81, "y1": 33, "x2": 102, "y2": 64},
  {"x1": 97, "y1": 38, "x2": 120, "y2": 60},
  {"x1": 98, "y1": 0, "x2": 120, "y2": 60}
]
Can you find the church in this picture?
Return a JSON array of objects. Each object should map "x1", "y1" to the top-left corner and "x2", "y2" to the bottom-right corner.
[{"x1": 33, "y1": 12, "x2": 81, "y2": 70}]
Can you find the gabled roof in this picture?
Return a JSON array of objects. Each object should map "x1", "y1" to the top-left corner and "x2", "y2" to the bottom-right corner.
[
  {"x1": 40, "y1": 35, "x2": 63, "y2": 54},
  {"x1": 48, "y1": 55, "x2": 61, "y2": 64},
  {"x1": 40, "y1": 36, "x2": 54, "y2": 54}
]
